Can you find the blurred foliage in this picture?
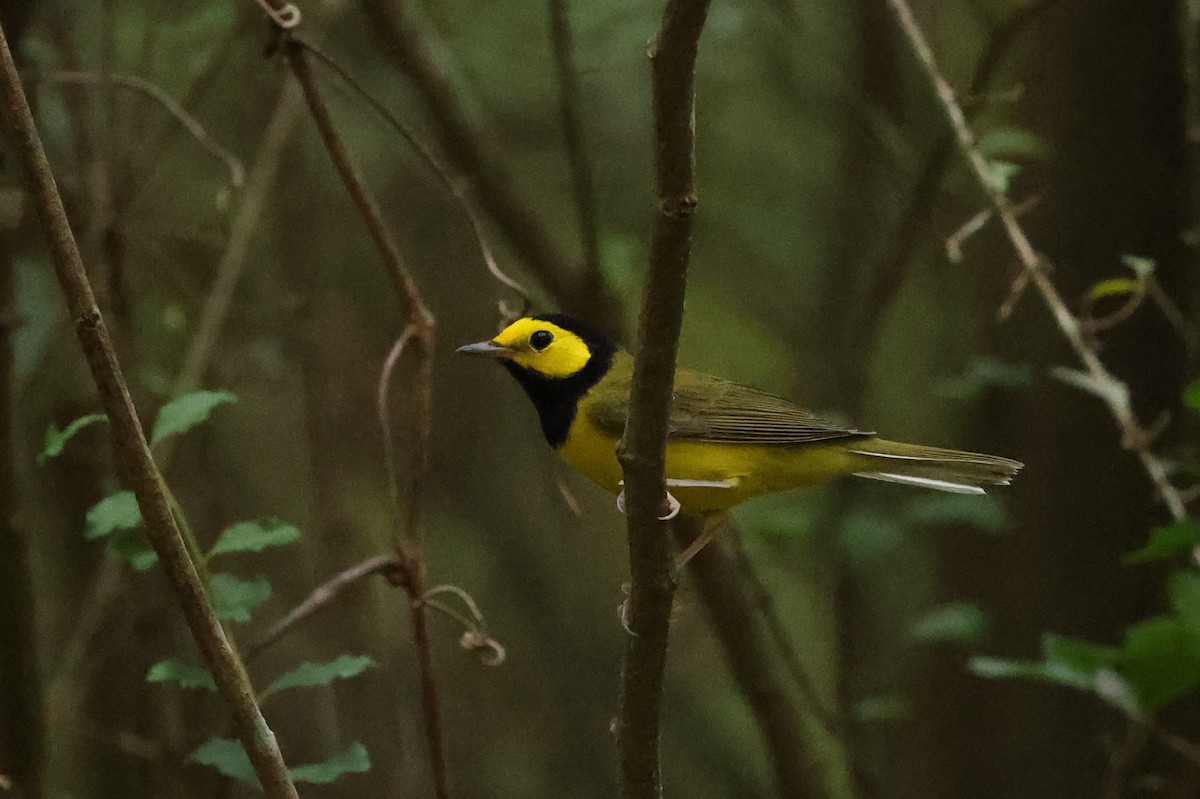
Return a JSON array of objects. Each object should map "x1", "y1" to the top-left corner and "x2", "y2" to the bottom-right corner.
[{"x1": 1, "y1": 0, "x2": 1198, "y2": 797}]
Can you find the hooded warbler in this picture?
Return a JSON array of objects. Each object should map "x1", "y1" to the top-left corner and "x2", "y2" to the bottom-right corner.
[{"x1": 458, "y1": 314, "x2": 1022, "y2": 519}]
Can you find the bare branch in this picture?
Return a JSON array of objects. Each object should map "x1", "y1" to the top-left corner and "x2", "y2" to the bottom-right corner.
[
  {"x1": 297, "y1": 39, "x2": 534, "y2": 308},
  {"x1": 615, "y1": 2, "x2": 711, "y2": 797},
  {"x1": 885, "y1": 0, "x2": 1188, "y2": 521},
  {"x1": 248, "y1": 554, "x2": 400, "y2": 661},
  {"x1": 0, "y1": 20, "x2": 298, "y2": 799}
]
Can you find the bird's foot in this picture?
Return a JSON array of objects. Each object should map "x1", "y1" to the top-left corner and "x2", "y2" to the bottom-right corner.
[{"x1": 615, "y1": 488, "x2": 680, "y2": 521}]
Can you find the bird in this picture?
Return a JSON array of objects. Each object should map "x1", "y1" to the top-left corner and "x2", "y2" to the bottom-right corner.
[{"x1": 458, "y1": 313, "x2": 1022, "y2": 566}]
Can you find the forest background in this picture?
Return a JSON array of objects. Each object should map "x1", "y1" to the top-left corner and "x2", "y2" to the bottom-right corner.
[{"x1": 2, "y1": 0, "x2": 1199, "y2": 797}]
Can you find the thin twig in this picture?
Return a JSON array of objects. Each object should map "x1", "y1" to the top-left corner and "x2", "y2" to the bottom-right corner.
[
  {"x1": 260, "y1": 16, "x2": 450, "y2": 797},
  {"x1": 615, "y1": 2, "x2": 711, "y2": 797},
  {"x1": 30, "y1": 70, "x2": 245, "y2": 190},
  {"x1": 247, "y1": 554, "x2": 400, "y2": 661},
  {"x1": 297, "y1": 39, "x2": 533, "y2": 307},
  {"x1": 358, "y1": 0, "x2": 625, "y2": 337},
  {"x1": 885, "y1": 0, "x2": 1188, "y2": 521},
  {"x1": 0, "y1": 20, "x2": 299, "y2": 799},
  {"x1": 548, "y1": 0, "x2": 604, "y2": 292}
]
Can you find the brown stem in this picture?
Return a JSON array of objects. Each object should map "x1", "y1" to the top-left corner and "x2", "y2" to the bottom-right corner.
[
  {"x1": 885, "y1": 0, "x2": 1188, "y2": 521},
  {"x1": 0, "y1": 20, "x2": 299, "y2": 799},
  {"x1": 615, "y1": 2, "x2": 711, "y2": 797},
  {"x1": 247, "y1": 554, "x2": 401, "y2": 662},
  {"x1": 273, "y1": 28, "x2": 448, "y2": 799}
]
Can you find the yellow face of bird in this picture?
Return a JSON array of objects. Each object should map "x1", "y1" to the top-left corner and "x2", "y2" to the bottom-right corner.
[{"x1": 483, "y1": 317, "x2": 593, "y2": 378}]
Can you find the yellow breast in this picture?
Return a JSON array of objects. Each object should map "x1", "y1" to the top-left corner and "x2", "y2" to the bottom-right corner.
[{"x1": 557, "y1": 404, "x2": 855, "y2": 514}]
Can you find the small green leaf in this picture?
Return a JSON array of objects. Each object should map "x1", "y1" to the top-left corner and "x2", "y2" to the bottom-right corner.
[
  {"x1": 1043, "y1": 634, "x2": 1118, "y2": 675},
  {"x1": 209, "y1": 574, "x2": 271, "y2": 623},
  {"x1": 38, "y1": 413, "x2": 107, "y2": 465},
  {"x1": 150, "y1": 390, "x2": 236, "y2": 448},
  {"x1": 189, "y1": 738, "x2": 258, "y2": 786},
  {"x1": 968, "y1": 656, "x2": 1093, "y2": 691},
  {"x1": 937, "y1": 357, "x2": 1033, "y2": 403},
  {"x1": 290, "y1": 743, "x2": 371, "y2": 785},
  {"x1": 1116, "y1": 615, "x2": 1200, "y2": 711},
  {"x1": 1185, "y1": 379, "x2": 1200, "y2": 412},
  {"x1": 909, "y1": 602, "x2": 989, "y2": 644},
  {"x1": 85, "y1": 492, "x2": 142, "y2": 540},
  {"x1": 1120, "y1": 254, "x2": 1156, "y2": 278},
  {"x1": 1125, "y1": 520, "x2": 1200, "y2": 565},
  {"x1": 109, "y1": 530, "x2": 158, "y2": 571},
  {"x1": 209, "y1": 519, "x2": 301, "y2": 558},
  {"x1": 263, "y1": 655, "x2": 377, "y2": 697},
  {"x1": 146, "y1": 658, "x2": 216, "y2": 691},
  {"x1": 977, "y1": 126, "x2": 1051, "y2": 162},
  {"x1": 1087, "y1": 277, "x2": 1142, "y2": 302},
  {"x1": 983, "y1": 160, "x2": 1022, "y2": 194}
]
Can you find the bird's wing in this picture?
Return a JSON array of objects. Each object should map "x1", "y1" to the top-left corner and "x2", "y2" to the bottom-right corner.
[{"x1": 586, "y1": 364, "x2": 873, "y2": 445}]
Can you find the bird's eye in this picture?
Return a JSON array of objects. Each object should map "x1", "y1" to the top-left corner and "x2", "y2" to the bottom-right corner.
[{"x1": 530, "y1": 330, "x2": 554, "y2": 351}]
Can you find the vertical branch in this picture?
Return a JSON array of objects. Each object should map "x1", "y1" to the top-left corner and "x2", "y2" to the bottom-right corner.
[
  {"x1": 0, "y1": 21, "x2": 300, "y2": 799},
  {"x1": 548, "y1": 0, "x2": 603, "y2": 291},
  {"x1": 615, "y1": 2, "x2": 711, "y2": 797},
  {"x1": 268, "y1": 21, "x2": 449, "y2": 799}
]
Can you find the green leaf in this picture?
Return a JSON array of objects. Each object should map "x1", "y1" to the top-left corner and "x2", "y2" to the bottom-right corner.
[
  {"x1": 263, "y1": 655, "x2": 377, "y2": 697},
  {"x1": 209, "y1": 519, "x2": 301, "y2": 558},
  {"x1": 909, "y1": 602, "x2": 989, "y2": 644},
  {"x1": 108, "y1": 530, "x2": 158, "y2": 571},
  {"x1": 1170, "y1": 571, "x2": 1200, "y2": 632},
  {"x1": 937, "y1": 357, "x2": 1033, "y2": 403},
  {"x1": 290, "y1": 743, "x2": 371, "y2": 785},
  {"x1": 1120, "y1": 254, "x2": 1156, "y2": 278},
  {"x1": 189, "y1": 738, "x2": 258, "y2": 786},
  {"x1": 1043, "y1": 634, "x2": 1118, "y2": 675},
  {"x1": 38, "y1": 413, "x2": 107, "y2": 465},
  {"x1": 150, "y1": 390, "x2": 236, "y2": 448},
  {"x1": 968, "y1": 656, "x2": 1093, "y2": 691},
  {"x1": 1125, "y1": 520, "x2": 1200, "y2": 565},
  {"x1": 209, "y1": 574, "x2": 271, "y2": 623},
  {"x1": 1116, "y1": 615, "x2": 1200, "y2": 711},
  {"x1": 983, "y1": 160, "x2": 1022, "y2": 194},
  {"x1": 839, "y1": 508, "x2": 905, "y2": 564},
  {"x1": 853, "y1": 695, "x2": 910, "y2": 723},
  {"x1": 1186, "y1": 379, "x2": 1200, "y2": 412},
  {"x1": 85, "y1": 491, "x2": 142, "y2": 540},
  {"x1": 977, "y1": 126, "x2": 1051, "y2": 162},
  {"x1": 146, "y1": 658, "x2": 216, "y2": 691},
  {"x1": 904, "y1": 493, "x2": 1009, "y2": 534}
]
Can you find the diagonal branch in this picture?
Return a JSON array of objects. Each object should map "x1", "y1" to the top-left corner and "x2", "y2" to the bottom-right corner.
[
  {"x1": 0, "y1": 20, "x2": 299, "y2": 799},
  {"x1": 255, "y1": 8, "x2": 451, "y2": 795},
  {"x1": 615, "y1": 2, "x2": 711, "y2": 797},
  {"x1": 884, "y1": 0, "x2": 1188, "y2": 522}
]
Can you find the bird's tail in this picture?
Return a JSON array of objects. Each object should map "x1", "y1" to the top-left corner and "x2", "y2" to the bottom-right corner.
[{"x1": 847, "y1": 438, "x2": 1022, "y2": 495}]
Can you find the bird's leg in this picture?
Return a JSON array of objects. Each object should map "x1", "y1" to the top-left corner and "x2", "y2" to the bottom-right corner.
[{"x1": 671, "y1": 513, "x2": 727, "y2": 575}]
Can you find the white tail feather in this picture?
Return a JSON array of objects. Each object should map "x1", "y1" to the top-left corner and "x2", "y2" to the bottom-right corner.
[{"x1": 853, "y1": 471, "x2": 987, "y2": 495}]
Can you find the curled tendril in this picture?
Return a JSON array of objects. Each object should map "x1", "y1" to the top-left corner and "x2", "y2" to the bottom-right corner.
[
  {"x1": 418, "y1": 585, "x2": 506, "y2": 667},
  {"x1": 255, "y1": 0, "x2": 302, "y2": 29}
]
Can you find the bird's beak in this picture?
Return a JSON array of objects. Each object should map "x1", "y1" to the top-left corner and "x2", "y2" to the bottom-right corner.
[{"x1": 455, "y1": 339, "x2": 514, "y2": 358}]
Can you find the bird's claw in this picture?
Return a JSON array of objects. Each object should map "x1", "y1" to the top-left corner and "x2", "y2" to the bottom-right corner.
[{"x1": 615, "y1": 488, "x2": 681, "y2": 521}]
